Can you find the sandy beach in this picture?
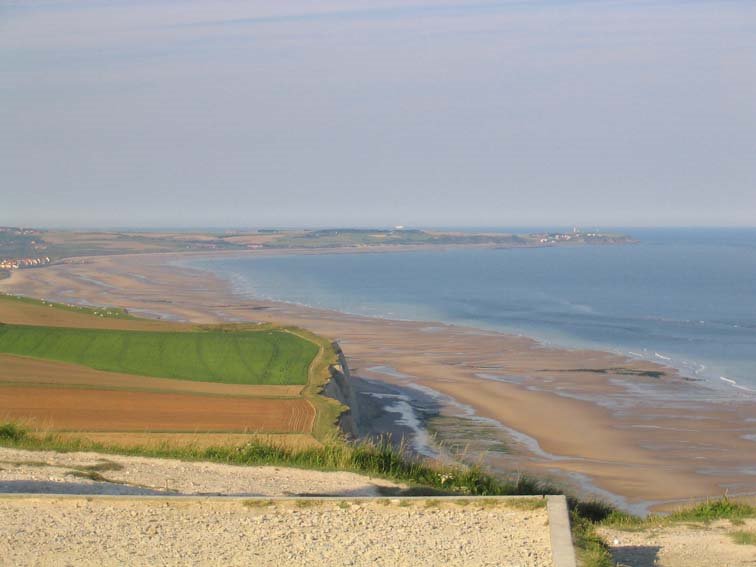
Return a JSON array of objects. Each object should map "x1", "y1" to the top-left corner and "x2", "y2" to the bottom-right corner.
[{"x1": 3, "y1": 251, "x2": 755, "y2": 514}]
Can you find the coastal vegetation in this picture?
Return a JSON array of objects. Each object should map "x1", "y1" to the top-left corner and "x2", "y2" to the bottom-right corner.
[
  {"x1": 0, "y1": 422, "x2": 555, "y2": 498},
  {"x1": 585, "y1": 497, "x2": 756, "y2": 567},
  {"x1": 600, "y1": 497, "x2": 756, "y2": 530}
]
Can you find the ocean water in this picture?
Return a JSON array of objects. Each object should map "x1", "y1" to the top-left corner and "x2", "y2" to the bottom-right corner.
[{"x1": 187, "y1": 228, "x2": 756, "y2": 397}]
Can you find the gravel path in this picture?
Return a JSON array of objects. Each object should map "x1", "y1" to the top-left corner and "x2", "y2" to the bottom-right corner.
[
  {"x1": 0, "y1": 447, "x2": 400, "y2": 496},
  {"x1": 599, "y1": 519, "x2": 756, "y2": 567},
  {"x1": 0, "y1": 497, "x2": 554, "y2": 566},
  {"x1": 0, "y1": 448, "x2": 555, "y2": 566}
]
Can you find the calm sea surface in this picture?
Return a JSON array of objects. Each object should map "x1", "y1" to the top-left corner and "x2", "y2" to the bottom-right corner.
[{"x1": 187, "y1": 228, "x2": 756, "y2": 397}]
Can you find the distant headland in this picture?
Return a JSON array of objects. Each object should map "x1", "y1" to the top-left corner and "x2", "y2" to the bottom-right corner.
[{"x1": 0, "y1": 226, "x2": 635, "y2": 276}]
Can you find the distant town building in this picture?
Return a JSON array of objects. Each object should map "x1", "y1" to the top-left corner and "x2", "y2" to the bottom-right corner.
[{"x1": 0, "y1": 257, "x2": 51, "y2": 270}]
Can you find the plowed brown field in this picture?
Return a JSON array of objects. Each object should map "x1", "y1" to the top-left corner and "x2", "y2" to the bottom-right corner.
[
  {"x1": 0, "y1": 386, "x2": 316, "y2": 433},
  {"x1": 0, "y1": 355, "x2": 304, "y2": 397}
]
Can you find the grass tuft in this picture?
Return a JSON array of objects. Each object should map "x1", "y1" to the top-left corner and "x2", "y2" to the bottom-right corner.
[
  {"x1": 602, "y1": 497, "x2": 756, "y2": 531},
  {"x1": 0, "y1": 423, "x2": 26, "y2": 442},
  {"x1": 667, "y1": 498, "x2": 756, "y2": 524},
  {"x1": 82, "y1": 460, "x2": 124, "y2": 473},
  {"x1": 66, "y1": 470, "x2": 109, "y2": 482},
  {"x1": 730, "y1": 531, "x2": 756, "y2": 546},
  {"x1": 243, "y1": 499, "x2": 274, "y2": 508},
  {"x1": 571, "y1": 511, "x2": 614, "y2": 567},
  {"x1": 505, "y1": 497, "x2": 547, "y2": 511}
]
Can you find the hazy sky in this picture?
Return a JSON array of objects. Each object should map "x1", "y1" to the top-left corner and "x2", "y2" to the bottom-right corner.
[{"x1": 2, "y1": 0, "x2": 755, "y2": 228}]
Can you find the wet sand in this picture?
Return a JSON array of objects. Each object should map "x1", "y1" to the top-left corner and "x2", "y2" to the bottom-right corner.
[{"x1": 3, "y1": 251, "x2": 755, "y2": 513}]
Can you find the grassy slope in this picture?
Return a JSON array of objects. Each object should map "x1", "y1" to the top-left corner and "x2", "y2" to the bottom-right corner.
[
  {"x1": 602, "y1": 497, "x2": 756, "y2": 529},
  {"x1": 0, "y1": 422, "x2": 553, "y2": 498},
  {"x1": 1, "y1": 294, "x2": 134, "y2": 319},
  {"x1": 573, "y1": 497, "x2": 756, "y2": 567},
  {"x1": 0, "y1": 293, "x2": 181, "y2": 331},
  {"x1": 0, "y1": 324, "x2": 317, "y2": 386},
  {"x1": 285, "y1": 327, "x2": 348, "y2": 441}
]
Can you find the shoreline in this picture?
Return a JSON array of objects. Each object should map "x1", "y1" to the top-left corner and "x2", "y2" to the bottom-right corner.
[
  {"x1": 2, "y1": 251, "x2": 755, "y2": 514},
  {"x1": 177, "y1": 248, "x2": 754, "y2": 400}
]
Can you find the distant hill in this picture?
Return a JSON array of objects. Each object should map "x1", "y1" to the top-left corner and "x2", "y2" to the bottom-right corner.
[{"x1": 0, "y1": 226, "x2": 636, "y2": 265}]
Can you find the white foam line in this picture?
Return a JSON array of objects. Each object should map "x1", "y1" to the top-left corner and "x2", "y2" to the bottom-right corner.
[
  {"x1": 720, "y1": 376, "x2": 756, "y2": 393},
  {"x1": 403, "y1": 383, "x2": 575, "y2": 462},
  {"x1": 381, "y1": 400, "x2": 437, "y2": 458},
  {"x1": 365, "y1": 365, "x2": 411, "y2": 380}
]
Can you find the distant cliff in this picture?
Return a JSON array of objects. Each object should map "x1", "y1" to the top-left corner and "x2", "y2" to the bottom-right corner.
[{"x1": 323, "y1": 342, "x2": 360, "y2": 439}]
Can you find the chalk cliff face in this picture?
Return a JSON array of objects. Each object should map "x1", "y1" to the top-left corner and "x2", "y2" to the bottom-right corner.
[{"x1": 323, "y1": 342, "x2": 360, "y2": 439}]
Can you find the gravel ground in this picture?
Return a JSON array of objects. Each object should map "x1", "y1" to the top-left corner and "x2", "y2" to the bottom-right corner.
[
  {"x1": 599, "y1": 519, "x2": 756, "y2": 567},
  {"x1": 0, "y1": 497, "x2": 554, "y2": 566},
  {"x1": 0, "y1": 447, "x2": 401, "y2": 496}
]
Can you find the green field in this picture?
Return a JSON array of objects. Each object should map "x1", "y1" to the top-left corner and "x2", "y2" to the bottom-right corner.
[{"x1": 0, "y1": 324, "x2": 318, "y2": 385}]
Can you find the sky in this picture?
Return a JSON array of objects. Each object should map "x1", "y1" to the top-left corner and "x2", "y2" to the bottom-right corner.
[{"x1": 2, "y1": 0, "x2": 755, "y2": 228}]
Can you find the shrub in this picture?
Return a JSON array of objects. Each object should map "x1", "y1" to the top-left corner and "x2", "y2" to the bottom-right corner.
[{"x1": 0, "y1": 423, "x2": 25, "y2": 442}]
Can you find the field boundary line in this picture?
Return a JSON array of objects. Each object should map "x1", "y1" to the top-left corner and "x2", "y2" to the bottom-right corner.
[{"x1": 280, "y1": 327, "x2": 346, "y2": 441}]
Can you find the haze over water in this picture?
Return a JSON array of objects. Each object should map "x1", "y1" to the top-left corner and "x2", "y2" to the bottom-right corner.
[{"x1": 190, "y1": 228, "x2": 756, "y2": 396}]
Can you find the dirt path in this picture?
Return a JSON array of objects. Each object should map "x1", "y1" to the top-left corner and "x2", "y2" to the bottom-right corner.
[
  {"x1": 0, "y1": 448, "x2": 555, "y2": 567},
  {"x1": 599, "y1": 521, "x2": 756, "y2": 567},
  {"x1": 0, "y1": 447, "x2": 399, "y2": 497}
]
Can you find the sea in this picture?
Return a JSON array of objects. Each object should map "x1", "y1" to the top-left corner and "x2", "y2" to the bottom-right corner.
[{"x1": 187, "y1": 228, "x2": 756, "y2": 398}]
